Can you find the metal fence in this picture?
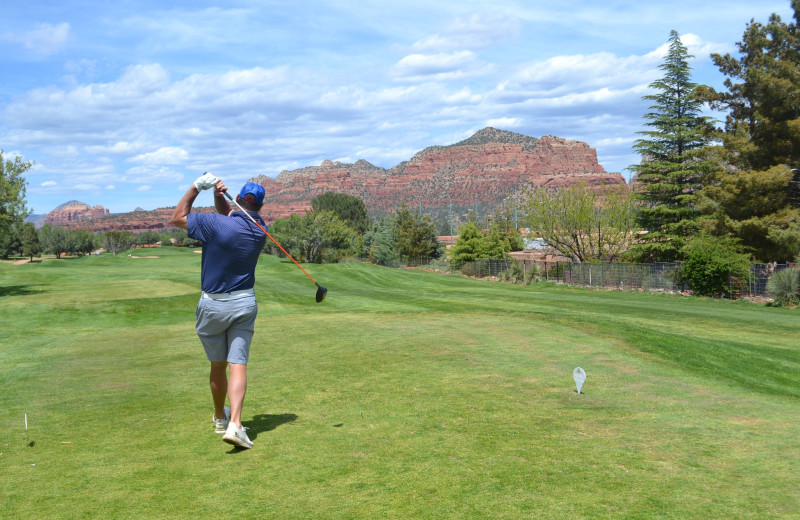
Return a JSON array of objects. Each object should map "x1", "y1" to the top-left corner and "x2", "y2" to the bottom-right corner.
[
  {"x1": 536, "y1": 261, "x2": 685, "y2": 292},
  {"x1": 414, "y1": 257, "x2": 794, "y2": 299}
]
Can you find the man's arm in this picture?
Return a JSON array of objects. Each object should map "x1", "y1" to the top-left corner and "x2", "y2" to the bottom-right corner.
[
  {"x1": 171, "y1": 186, "x2": 200, "y2": 230},
  {"x1": 172, "y1": 172, "x2": 222, "y2": 229},
  {"x1": 213, "y1": 181, "x2": 233, "y2": 215}
]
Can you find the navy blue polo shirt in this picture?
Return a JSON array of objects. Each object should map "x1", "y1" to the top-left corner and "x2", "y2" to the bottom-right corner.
[{"x1": 187, "y1": 211, "x2": 268, "y2": 294}]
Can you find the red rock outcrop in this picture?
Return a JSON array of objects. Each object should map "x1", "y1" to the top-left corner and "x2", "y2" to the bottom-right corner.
[
  {"x1": 44, "y1": 128, "x2": 625, "y2": 231},
  {"x1": 254, "y1": 128, "x2": 625, "y2": 220},
  {"x1": 44, "y1": 201, "x2": 109, "y2": 227}
]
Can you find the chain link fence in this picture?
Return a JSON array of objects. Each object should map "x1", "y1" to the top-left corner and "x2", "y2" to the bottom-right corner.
[{"x1": 406, "y1": 257, "x2": 793, "y2": 299}]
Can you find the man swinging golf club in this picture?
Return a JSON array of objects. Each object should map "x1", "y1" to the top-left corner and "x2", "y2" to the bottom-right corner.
[{"x1": 172, "y1": 172, "x2": 267, "y2": 449}]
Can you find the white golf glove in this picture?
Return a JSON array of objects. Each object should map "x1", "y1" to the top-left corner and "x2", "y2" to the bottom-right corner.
[{"x1": 194, "y1": 172, "x2": 219, "y2": 191}]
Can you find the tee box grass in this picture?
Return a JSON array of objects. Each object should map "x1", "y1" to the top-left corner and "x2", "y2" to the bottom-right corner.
[{"x1": 1, "y1": 247, "x2": 798, "y2": 519}]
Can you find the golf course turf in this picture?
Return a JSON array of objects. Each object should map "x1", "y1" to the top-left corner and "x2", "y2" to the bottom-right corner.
[{"x1": 1, "y1": 247, "x2": 798, "y2": 519}]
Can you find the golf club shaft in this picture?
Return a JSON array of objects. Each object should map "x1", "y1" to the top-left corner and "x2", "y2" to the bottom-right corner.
[{"x1": 223, "y1": 191, "x2": 320, "y2": 286}]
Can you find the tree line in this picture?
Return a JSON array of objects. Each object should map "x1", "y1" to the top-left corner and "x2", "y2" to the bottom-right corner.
[
  {"x1": 0, "y1": 218, "x2": 201, "y2": 260},
  {"x1": 2, "y1": 3, "x2": 798, "y2": 297}
]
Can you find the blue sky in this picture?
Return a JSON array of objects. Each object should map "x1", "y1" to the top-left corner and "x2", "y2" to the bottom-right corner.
[{"x1": 1, "y1": 1, "x2": 794, "y2": 214}]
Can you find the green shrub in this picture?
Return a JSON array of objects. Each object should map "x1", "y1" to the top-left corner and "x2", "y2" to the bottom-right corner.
[
  {"x1": 500, "y1": 260, "x2": 526, "y2": 284},
  {"x1": 499, "y1": 261, "x2": 543, "y2": 285},
  {"x1": 766, "y1": 268, "x2": 799, "y2": 306},
  {"x1": 460, "y1": 262, "x2": 478, "y2": 277},
  {"x1": 677, "y1": 233, "x2": 752, "y2": 298},
  {"x1": 525, "y1": 263, "x2": 543, "y2": 284}
]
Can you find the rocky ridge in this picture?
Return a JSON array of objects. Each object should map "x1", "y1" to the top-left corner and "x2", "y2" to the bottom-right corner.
[
  {"x1": 257, "y1": 128, "x2": 624, "y2": 217},
  {"x1": 43, "y1": 128, "x2": 625, "y2": 231}
]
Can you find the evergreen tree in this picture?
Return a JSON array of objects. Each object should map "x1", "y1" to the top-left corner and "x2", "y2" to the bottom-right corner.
[
  {"x1": 393, "y1": 204, "x2": 443, "y2": 265},
  {"x1": 488, "y1": 204, "x2": 524, "y2": 252},
  {"x1": 629, "y1": 30, "x2": 714, "y2": 262},
  {"x1": 20, "y1": 222, "x2": 41, "y2": 261},
  {"x1": 302, "y1": 210, "x2": 358, "y2": 263},
  {"x1": 696, "y1": 3, "x2": 800, "y2": 261},
  {"x1": 39, "y1": 225, "x2": 70, "y2": 258},
  {"x1": 700, "y1": 2, "x2": 800, "y2": 171},
  {"x1": 136, "y1": 230, "x2": 162, "y2": 246},
  {"x1": 267, "y1": 214, "x2": 310, "y2": 260},
  {"x1": 449, "y1": 221, "x2": 486, "y2": 270},
  {"x1": 311, "y1": 192, "x2": 370, "y2": 234},
  {"x1": 362, "y1": 216, "x2": 398, "y2": 266},
  {"x1": 1, "y1": 151, "x2": 33, "y2": 258},
  {"x1": 0, "y1": 223, "x2": 22, "y2": 259},
  {"x1": 71, "y1": 229, "x2": 97, "y2": 256}
]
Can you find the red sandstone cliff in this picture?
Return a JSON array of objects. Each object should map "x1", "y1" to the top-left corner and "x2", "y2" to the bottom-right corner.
[
  {"x1": 44, "y1": 128, "x2": 625, "y2": 231},
  {"x1": 254, "y1": 128, "x2": 624, "y2": 218},
  {"x1": 44, "y1": 201, "x2": 110, "y2": 227}
]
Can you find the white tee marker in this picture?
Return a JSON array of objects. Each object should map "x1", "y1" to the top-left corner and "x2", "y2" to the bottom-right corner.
[{"x1": 573, "y1": 367, "x2": 586, "y2": 394}]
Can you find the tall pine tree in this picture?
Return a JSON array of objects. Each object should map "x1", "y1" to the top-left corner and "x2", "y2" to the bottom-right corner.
[
  {"x1": 701, "y1": 1, "x2": 800, "y2": 172},
  {"x1": 628, "y1": 30, "x2": 714, "y2": 262},
  {"x1": 695, "y1": 2, "x2": 800, "y2": 261}
]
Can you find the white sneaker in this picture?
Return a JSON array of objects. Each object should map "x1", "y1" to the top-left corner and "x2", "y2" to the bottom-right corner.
[
  {"x1": 223, "y1": 422, "x2": 253, "y2": 449},
  {"x1": 213, "y1": 406, "x2": 230, "y2": 434}
]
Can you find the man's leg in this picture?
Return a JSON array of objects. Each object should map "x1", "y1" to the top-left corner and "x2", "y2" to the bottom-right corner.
[
  {"x1": 228, "y1": 363, "x2": 247, "y2": 428},
  {"x1": 209, "y1": 361, "x2": 228, "y2": 420}
]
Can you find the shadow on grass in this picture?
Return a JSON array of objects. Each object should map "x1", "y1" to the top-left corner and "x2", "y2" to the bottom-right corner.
[
  {"x1": 246, "y1": 413, "x2": 298, "y2": 439},
  {"x1": 0, "y1": 284, "x2": 40, "y2": 297},
  {"x1": 226, "y1": 413, "x2": 298, "y2": 453}
]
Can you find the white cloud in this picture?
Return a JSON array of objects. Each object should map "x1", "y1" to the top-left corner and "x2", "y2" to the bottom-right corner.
[
  {"x1": 85, "y1": 141, "x2": 146, "y2": 155},
  {"x1": 443, "y1": 88, "x2": 482, "y2": 104},
  {"x1": 390, "y1": 51, "x2": 494, "y2": 82},
  {"x1": 411, "y1": 12, "x2": 522, "y2": 52},
  {"x1": 41, "y1": 181, "x2": 57, "y2": 186},
  {"x1": 137, "y1": 185, "x2": 152, "y2": 192},
  {"x1": 5, "y1": 22, "x2": 70, "y2": 56},
  {"x1": 130, "y1": 146, "x2": 188, "y2": 165},
  {"x1": 486, "y1": 117, "x2": 522, "y2": 128},
  {"x1": 678, "y1": 33, "x2": 730, "y2": 62},
  {"x1": 393, "y1": 51, "x2": 477, "y2": 74},
  {"x1": 510, "y1": 52, "x2": 661, "y2": 96},
  {"x1": 122, "y1": 166, "x2": 183, "y2": 184}
]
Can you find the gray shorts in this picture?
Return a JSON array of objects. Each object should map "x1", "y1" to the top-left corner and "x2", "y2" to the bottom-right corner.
[{"x1": 195, "y1": 294, "x2": 258, "y2": 364}]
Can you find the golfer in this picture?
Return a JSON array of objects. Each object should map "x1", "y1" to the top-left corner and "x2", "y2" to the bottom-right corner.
[{"x1": 172, "y1": 172, "x2": 267, "y2": 449}]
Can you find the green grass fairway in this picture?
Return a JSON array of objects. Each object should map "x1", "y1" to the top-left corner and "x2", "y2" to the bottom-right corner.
[{"x1": 2, "y1": 248, "x2": 798, "y2": 519}]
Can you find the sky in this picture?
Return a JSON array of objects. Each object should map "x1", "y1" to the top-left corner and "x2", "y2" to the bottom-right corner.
[{"x1": 1, "y1": 1, "x2": 795, "y2": 215}]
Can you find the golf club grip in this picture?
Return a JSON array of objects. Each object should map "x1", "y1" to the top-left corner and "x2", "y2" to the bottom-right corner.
[{"x1": 223, "y1": 190, "x2": 318, "y2": 285}]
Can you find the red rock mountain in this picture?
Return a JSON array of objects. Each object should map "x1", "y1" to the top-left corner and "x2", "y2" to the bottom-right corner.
[
  {"x1": 256, "y1": 128, "x2": 623, "y2": 217},
  {"x1": 45, "y1": 128, "x2": 625, "y2": 231},
  {"x1": 44, "y1": 201, "x2": 109, "y2": 227}
]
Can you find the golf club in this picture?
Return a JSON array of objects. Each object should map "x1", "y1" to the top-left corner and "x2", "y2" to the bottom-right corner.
[{"x1": 223, "y1": 189, "x2": 328, "y2": 303}]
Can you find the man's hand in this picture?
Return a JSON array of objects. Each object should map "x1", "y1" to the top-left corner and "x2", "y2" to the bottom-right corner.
[
  {"x1": 213, "y1": 179, "x2": 233, "y2": 215},
  {"x1": 194, "y1": 172, "x2": 219, "y2": 191},
  {"x1": 213, "y1": 179, "x2": 228, "y2": 197}
]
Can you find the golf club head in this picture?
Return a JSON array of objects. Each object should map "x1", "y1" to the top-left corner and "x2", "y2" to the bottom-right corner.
[{"x1": 315, "y1": 283, "x2": 328, "y2": 303}]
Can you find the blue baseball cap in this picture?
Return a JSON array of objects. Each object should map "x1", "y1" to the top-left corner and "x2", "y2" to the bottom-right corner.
[{"x1": 238, "y1": 182, "x2": 265, "y2": 205}]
